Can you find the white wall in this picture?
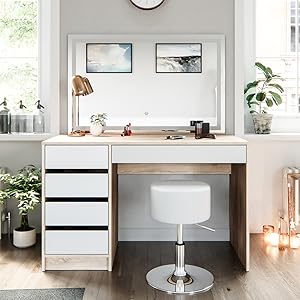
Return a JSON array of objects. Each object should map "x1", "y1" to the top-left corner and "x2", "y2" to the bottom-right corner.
[
  {"x1": 60, "y1": 0, "x2": 235, "y2": 134},
  {"x1": 248, "y1": 139, "x2": 300, "y2": 233}
]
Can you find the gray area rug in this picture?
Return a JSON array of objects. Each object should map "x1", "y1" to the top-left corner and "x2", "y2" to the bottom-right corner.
[{"x1": 0, "y1": 288, "x2": 85, "y2": 300}]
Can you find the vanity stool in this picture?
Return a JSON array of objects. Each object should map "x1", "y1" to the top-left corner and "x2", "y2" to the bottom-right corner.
[{"x1": 146, "y1": 181, "x2": 214, "y2": 295}]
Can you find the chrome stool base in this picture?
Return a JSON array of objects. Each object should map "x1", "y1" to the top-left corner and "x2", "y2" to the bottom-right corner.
[{"x1": 146, "y1": 264, "x2": 214, "y2": 295}]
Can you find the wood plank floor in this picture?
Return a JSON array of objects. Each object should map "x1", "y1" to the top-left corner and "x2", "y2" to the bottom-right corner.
[{"x1": 0, "y1": 234, "x2": 299, "y2": 300}]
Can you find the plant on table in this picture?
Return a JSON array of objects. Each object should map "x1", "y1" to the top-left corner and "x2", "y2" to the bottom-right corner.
[
  {"x1": 90, "y1": 113, "x2": 107, "y2": 136},
  {"x1": 90, "y1": 113, "x2": 107, "y2": 125},
  {"x1": 244, "y1": 62, "x2": 284, "y2": 134}
]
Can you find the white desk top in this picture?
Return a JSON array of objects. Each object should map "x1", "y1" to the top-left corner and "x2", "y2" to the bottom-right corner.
[{"x1": 42, "y1": 133, "x2": 247, "y2": 146}]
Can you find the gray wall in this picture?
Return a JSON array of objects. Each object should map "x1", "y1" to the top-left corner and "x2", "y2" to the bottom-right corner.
[
  {"x1": 60, "y1": 0, "x2": 235, "y2": 134},
  {"x1": 0, "y1": 0, "x2": 235, "y2": 238}
]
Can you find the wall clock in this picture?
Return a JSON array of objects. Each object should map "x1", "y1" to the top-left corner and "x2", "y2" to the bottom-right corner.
[{"x1": 130, "y1": 0, "x2": 165, "y2": 10}]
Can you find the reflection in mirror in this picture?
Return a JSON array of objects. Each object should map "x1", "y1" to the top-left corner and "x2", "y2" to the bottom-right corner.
[{"x1": 68, "y1": 34, "x2": 225, "y2": 132}]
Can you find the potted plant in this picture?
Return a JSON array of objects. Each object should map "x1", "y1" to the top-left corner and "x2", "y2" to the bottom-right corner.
[
  {"x1": 0, "y1": 165, "x2": 41, "y2": 248},
  {"x1": 90, "y1": 113, "x2": 107, "y2": 136},
  {"x1": 244, "y1": 62, "x2": 284, "y2": 134}
]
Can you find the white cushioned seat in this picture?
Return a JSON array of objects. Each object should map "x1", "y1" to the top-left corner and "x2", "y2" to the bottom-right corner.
[{"x1": 151, "y1": 181, "x2": 211, "y2": 225}]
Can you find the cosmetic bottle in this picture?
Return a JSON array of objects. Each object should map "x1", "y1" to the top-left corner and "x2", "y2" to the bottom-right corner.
[
  {"x1": 11, "y1": 101, "x2": 33, "y2": 133},
  {"x1": 0, "y1": 97, "x2": 10, "y2": 134},
  {"x1": 33, "y1": 100, "x2": 45, "y2": 133}
]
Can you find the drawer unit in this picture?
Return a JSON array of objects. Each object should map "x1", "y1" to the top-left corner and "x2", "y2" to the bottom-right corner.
[
  {"x1": 45, "y1": 173, "x2": 108, "y2": 198},
  {"x1": 45, "y1": 230, "x2": 108, "y2": 255},
  {"x1": 112, "y1": 145, "x2": 247, "y2": 164},
  {"x1": 45, "y1": 146, "x2": 108, "y2": 169},
  {"x1": 45, "y1": 202, "x2": 108, "y2": 226}
]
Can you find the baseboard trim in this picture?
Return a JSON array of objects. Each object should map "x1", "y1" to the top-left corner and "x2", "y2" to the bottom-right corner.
[{"x1": 119, "y1": 227, "x2": 229, "y2": 241}]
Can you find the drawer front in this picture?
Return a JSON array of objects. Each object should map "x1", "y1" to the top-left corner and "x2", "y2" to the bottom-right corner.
[
  {"x1": 45, "y1": 146, "x2": 108, "y2": 169},
  {"x1": 45, "y1": 202, "x2": 108, "y2": 226},
  {"x1": 45, "y1": 174, "x2": 108, "y2": 198},
  {"x1": 45, "y1": 230, "x2": 108, "y2": 255},
  {"x1": 112, "y1": 145, "x2": 247, "y2": 164}
]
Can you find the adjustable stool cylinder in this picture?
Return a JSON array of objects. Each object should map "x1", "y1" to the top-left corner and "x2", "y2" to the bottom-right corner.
[{"x1": 146, "y1": 181, "x2": 214, "y2": 295}]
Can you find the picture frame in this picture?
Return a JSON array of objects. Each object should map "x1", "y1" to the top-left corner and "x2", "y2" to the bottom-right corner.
[
  {"x1": 156, "y1": 43, "x2": 202, "y2": 73},
  {"x1": 86, "y1": 43, "x2": 132, "y2": 73}
]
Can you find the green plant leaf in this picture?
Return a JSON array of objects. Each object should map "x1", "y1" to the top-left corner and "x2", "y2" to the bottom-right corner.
[
  {"x1": 266, "y1": 67, "x2": 273, "y2": 75},
  {"x1": 266, "y1": 98, "x2": 273, "y2": 107},
  {"x1": 272, "y1": 74, "x2": 284, "y2": 79},
  {"x1": 249, "y1": 101, "x2": 260, "y2": 106},
  {"x1": 269, "y1": 91, "x2": 282, "y2": 105},
  {"x1": 246, "y1": 93, "x2": 255, "y2": 103},
  {"x1": 269, "y1": 83, "x2": 284, "y2": 93},
  {"x1": 256, "y1": 92, "x2": 266, "y2": 102},
  {"x1": 244, "y1": 81, "x2": 260, "y2": 94},
  {"x1": 255, "y1": 62, "x2": 271, "y2": 78}
]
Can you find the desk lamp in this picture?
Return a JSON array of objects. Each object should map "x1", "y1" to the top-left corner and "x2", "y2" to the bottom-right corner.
[{"x1": 71, "y1": 75, "x2": 94, "y2": 131}]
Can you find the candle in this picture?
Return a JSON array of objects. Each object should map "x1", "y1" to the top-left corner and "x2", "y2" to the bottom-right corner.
[
  {"x1": 269, "y1": 233, "x2": 279, "y2": 247},
  {"x1": 263, "y1": 225, "x2": 275, "y2": 244},
  {"x1": 290, "y1": 235, "x2": 300, "y2": 249},
  {"x1": 278, "y1": 233, "x2": 289, "y2": 251}
]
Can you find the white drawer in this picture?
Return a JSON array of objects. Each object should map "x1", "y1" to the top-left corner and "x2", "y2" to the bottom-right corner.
[
  {"x1": 45, "y1": 146, "x2": 108, "y2": 169},
  {"x1": 45, "y1": 174, "x2": 108, "y2": 198},
  {"x1": 45, "y1": 202, "x2": 108, "y2": 226},
  {"x1": 45, "y1": 230, "x2": 108, "y2": 255},
  {"x1": 112, "y1": 145, "x2": 247, "y2": 164}
]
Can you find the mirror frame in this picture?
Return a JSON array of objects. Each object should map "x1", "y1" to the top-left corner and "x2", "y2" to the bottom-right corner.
[{"x1": 68, "y1": 34, "x2": 226, "y2": 133}]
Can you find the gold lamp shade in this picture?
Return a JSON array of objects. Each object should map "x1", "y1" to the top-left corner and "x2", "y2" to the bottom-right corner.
[
  {"x1": 72, "y1": 75, "x2": 94, "y2": 96},
  {"x1": 71, "y1": 75, "x2": 94, "y2": 132}
]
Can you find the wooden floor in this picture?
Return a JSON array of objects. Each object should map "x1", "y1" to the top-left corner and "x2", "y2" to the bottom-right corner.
[{"x1": 0, "y1": 235, "x2": 300, "y2": 300}]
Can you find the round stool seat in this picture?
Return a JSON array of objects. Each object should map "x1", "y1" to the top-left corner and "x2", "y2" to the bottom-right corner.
[{"x1": 151, "y1": 181, "x2": 211, "y2": 225}]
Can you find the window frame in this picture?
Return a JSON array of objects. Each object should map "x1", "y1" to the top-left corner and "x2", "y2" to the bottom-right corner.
[
  {"x1": 235, "y1": 0, "x2": 300, "y2": 136},
  {"x1": 0, "y1": 0, "x2": 60, "y2": 141}
]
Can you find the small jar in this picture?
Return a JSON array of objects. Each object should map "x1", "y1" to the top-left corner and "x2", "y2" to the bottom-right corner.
[{"x1": 263, "y1": 225, "x2": 274, "y2": 244}]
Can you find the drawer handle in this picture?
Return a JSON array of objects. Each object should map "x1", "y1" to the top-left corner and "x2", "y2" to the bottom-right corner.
[
  {"x1": 46, "y1": 169, "x2": 108, "y2": 174},
  {"x1": 46, "y1": 226, "x2": 108, "y2": 231},
  {"x1": 45, "y1": 197, "x2": 108, "y2": 202}
]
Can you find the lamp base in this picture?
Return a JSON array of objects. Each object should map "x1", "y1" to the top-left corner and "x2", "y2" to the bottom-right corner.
[{"x1": 146, "y1": 264, "x2": 214, "y2": 295}]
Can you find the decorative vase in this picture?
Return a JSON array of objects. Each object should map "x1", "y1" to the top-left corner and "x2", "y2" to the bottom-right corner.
[
  {"x1": 90, "y1": 123, "x2": 103, "y2": 136},
  {"x1": 252, "y1": 113, "x2": 273, "y2": 134},
  {"x1": 13, "y1": 227, "x2": 36, "y2": 248}
]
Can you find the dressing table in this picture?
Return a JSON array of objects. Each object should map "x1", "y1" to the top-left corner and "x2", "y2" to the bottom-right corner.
[{"x1": 41, "y1": 133, "x2": 248, "y2": 272}]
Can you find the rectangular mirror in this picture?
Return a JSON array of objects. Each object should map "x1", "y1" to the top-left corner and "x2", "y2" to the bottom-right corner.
[{"x1": 68, "y1": 34, "x2": 225, "y2": 132}]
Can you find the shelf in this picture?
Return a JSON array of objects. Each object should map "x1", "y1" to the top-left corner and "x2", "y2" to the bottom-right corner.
[{"x1": 0, "y1": 133, "x2": 53, "y2": 142}]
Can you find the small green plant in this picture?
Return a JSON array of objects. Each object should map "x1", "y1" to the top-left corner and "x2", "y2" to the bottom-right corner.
[
  {"x1": 0, "y1": 165, "x2": 41, "y2": 231},
  {"x1": 244, "y1": 62, "x2": 284, "y2": 114},
  {"x1": 90, "y1": 113, "x2": 107, "y2": 126}
]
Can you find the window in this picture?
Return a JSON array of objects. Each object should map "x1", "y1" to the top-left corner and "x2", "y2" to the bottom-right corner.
[
  {"x1": 290, "y1": 0, "x2": 300, "y2": 52},
  {"x1": 0, "y1": 0, "x2": 38, "y2": 111},
  {"x1": 256, "y1": 0, "x2": 300, "y2": 116},
  {"x1": 0, "y1": 0, "x2": 60, "y2": 138}
]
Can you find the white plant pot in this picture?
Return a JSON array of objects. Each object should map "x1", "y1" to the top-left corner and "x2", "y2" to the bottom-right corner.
[
  {"x1": 13, "y1": 227, "x2": 36, "y2": 248},
  {"x1": 90, "y1": 124, "x2": 103, "y2": 136},
  {"x1": 252, "y1": 113, "x2": 273, "y2": 134}
]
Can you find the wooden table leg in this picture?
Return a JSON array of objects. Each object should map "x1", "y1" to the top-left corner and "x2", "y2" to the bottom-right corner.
[
  {"x1": 108, "y1": 163, "x2": 119, "y2": 271},
  {"x1": 229, "y1": 163, "x2": 249, "y2": 271}
]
